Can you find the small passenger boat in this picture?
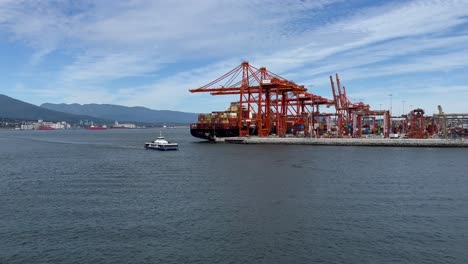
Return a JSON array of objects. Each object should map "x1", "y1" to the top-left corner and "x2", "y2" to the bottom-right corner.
[{"x1": 144, "y1": 132, "x2": 179, "y2": 151}]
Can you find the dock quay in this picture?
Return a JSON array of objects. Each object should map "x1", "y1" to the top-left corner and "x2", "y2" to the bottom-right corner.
[{"x1": 222, "y1": 137, "x2": 468, "y2": 148}]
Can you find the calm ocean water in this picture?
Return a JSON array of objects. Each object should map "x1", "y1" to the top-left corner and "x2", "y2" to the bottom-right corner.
[{"x1": 1, "y1": 128, "x2": 467, "y2": 263}]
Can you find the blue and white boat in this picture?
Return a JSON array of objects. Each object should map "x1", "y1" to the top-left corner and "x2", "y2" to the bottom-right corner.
[{"x1": 144, "y1": 132, "x2": 179, "y2": 151}]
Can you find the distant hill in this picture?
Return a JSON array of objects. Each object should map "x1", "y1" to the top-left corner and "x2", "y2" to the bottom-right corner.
[
  {"x1": 0, "y1": 94, "x2": 110, "y2": 124},
  {"x1": 41, "y1": 103, "x2": 198, "y2": 124}
]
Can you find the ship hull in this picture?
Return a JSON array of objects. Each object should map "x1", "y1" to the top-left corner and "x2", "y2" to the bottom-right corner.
[
  {"x1": 190, "y1": 128, "x2": 239, "y2": 140},
  {"x1": 190, "y1": 127, "x2": 257, "y2": 140},
  {"x1": 38, "y1": 126, "x2": 55, "y2": 130}
]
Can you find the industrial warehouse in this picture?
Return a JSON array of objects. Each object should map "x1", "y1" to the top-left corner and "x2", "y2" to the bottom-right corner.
[{"x1": 189, "y1": 62, "x2": 467, "y2": 147}]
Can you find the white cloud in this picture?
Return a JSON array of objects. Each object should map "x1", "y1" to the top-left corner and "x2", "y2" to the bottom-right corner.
[
  {"x1": 59, "y1": 51, "x2": 165, "y2": 84},
  {"x1": 254, "y1": 0, "x2": 468, "y2": 72},
  {"x1": 0, "y1": 0, "x2": 467, "y2": 114}
]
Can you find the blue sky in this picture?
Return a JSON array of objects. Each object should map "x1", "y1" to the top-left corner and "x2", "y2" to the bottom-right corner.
[{"x1": 0, "y1": 0, "x2": 467, "y2": 114}]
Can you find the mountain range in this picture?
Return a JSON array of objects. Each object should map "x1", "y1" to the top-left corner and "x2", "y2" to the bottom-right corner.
[
  {"x1": 0, "y1": 94, "x2": 198, "y2": 124},
  {"x1": 41, "y1": 103, "x2": 198, "y2": 124},
  {"x1": 0, "y1": 94, "x2": 109, "y2": 124}
]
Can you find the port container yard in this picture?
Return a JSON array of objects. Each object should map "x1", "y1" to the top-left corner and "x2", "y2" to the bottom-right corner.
[{"x1": 189, "y1": 61, "x2": 467, "y2": 146}]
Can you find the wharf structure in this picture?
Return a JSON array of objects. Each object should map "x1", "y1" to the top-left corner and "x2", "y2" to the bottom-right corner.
[
  {"x1": 220, "y1": 137, "x2": 467, "y2": 148},
  {"x1": 189, "y1": 61, "x2": 468, "y2": 143}
]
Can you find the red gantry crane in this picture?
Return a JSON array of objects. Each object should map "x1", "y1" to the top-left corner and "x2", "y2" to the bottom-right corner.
[
  {"x1": 407, "y1": 108, "x2": 426, "y2": 138},
  {"x1": 329, "y1": 74, "x2": 391, "y2": 138},
  {"x1": 190, "y1": 61, "x2": 333, "y2": 137}
]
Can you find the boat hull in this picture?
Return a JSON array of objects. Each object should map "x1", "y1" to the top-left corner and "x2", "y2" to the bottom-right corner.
[
  {"x1": 144, "y1": 142, "x2": 178, "y2": 151},
  {"x1": 146, "y1": 147, "x2": 178, "y2": 151},
  {"x1": 144, "y1": 145, "x2": 178, "y2": 151}
]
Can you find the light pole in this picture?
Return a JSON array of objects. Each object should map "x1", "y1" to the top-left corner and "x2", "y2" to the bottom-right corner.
[
  {"x1": 379, "y1": 104, "x2": 382, "y2": 111},
  {"x1": 389, "y1": 94, "x2": 393, "y2": 115},
  {"x1": 402, "y1": 100, "x2": 405, "y2": 115}
]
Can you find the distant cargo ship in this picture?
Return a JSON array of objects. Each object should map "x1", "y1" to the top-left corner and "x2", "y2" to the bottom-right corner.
[
  {"x1": 86, "y1": 125, "x2": 108, "y2": 130},
  {"x1": 38, "y1": 125, "x2": 55, "y2": 130}
]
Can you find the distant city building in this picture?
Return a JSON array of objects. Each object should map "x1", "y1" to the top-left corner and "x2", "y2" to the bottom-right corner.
[
  {"x1": 20, "y1": 124, "x2": 34, "y2": 130},
  {"x1": 20, "y1": 120, "x2": 71, "y2": 130},
  {"x1": 112, "y1": 121, "x2": 136, "y2": 129}
]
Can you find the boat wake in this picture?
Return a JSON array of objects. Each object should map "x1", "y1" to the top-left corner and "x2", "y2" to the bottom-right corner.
[{"x1": 6, "y1": 136, "x2": 143, "y2": 150}]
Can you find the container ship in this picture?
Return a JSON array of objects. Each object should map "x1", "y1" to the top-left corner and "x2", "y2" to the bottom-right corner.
[
  {"x1": 85, "y1": 125, "x2": 108, "y2": 130},
  {"x1": 190, "y1": 102, "x2": 255, "y2": 140},
  {"x1": 38, "y1": 125, "x2": 55, "y2": 130}
]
